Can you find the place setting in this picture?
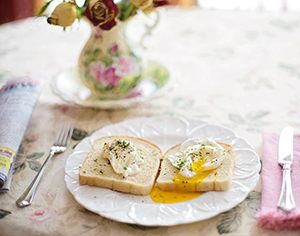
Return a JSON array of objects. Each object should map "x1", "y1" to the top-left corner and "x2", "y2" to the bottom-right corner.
[
  {"x1": 64, "y1": 116, "x2": 261, "y2": 226},
  {"x1": 2, "y1": 0, "x2": 300, "y2": 235},
  {"x1": 257, "y1": 126, "x2": 300, "y2": 230}
]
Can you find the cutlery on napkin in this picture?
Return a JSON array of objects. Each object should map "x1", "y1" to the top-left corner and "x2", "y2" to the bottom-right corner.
[
  {"x1": 277, "y1": 126, "x2": 295, "y2": 212},
  {"x1": 257, "y1": 131, "x2": 300, "y2": 230}
]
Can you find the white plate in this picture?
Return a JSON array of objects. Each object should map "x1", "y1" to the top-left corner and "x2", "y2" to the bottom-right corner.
[
  {"x1": 51, "y1": 62, "x2": 177, "y2": 109},
  {"x1": 65, "y1": 116, "x2": 261, "y2": 226}
]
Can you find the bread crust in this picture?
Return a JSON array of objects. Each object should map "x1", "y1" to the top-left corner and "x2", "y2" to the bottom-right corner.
[
  {"x1": 79, "y1": 136, "x2": 163, "y2": 195},
  {"x1": 157, "y1": 141, "x2": 236, "y2": 192}
]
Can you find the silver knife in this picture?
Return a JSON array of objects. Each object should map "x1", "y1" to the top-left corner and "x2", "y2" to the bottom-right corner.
[{"x1": 277, "y1": 126, "x2": 295, "y2": 211}]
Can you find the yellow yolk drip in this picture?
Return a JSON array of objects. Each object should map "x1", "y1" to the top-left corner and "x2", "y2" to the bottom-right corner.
[
  {"x1": 150, "y1": 160, "x2": 220, "y2": 204},
  {"x1": 151, "y1": 138, "x2": 225, "y2": 204},
  {"x1": 150, "y1": 186, "x2": 202, "y2": 204},
  {"x1": 172, "y1": 160, "x2": 215, "y2": 191}
]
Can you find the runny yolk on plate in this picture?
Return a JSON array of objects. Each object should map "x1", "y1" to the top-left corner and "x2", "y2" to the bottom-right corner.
[
  {"x1": 150, "y1": 137, "x2": 224, "y2": 204},
  {"x1": 150, "y1": 186, "x2": 202, "y2": 204}
]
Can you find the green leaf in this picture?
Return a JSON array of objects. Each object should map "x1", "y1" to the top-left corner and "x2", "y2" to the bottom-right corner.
[
  {"x1": 13, "y1": 162, "x2": 26, "y2": 175},
  {"x1": 84, "y1": 50, "x2": 91, "y2": 55},
  {"x1": 245, "y1": 191, "x2": 261, "y2": 219},
  {"x1": 217, "y1": 205, "x2": 243, "y2": 234},
  {"x1": 36, "y1": 0, "x2": 54, "y2": 16},
  {"x1": 72, "y1": 128, "x2": 88, "y2": 141},
  {"x1": 123, "y1": 3, "x2": 136, "y2": 21},
  {"x1": 26, "y1": 152, "x2": 44, "y2": 160},
  {"x1": 78, "y1": 208, "x2": 98, "y2": 216},
  {"x1": 246, "y1": 110, "x2": 270, "y2": 120},
  {"x1": 76, "y1": 7, "x2": 85, "y2": 19},
  {"x1": 0, "y1": 209, "x2": 11, "y2": 219},
  {"x1": 246, "y1": 191, "x2": 261, "y2": 201},
  {"x1": 93, "y1": 49, "x2": 101, "y2": 58},
  {"x1": 117, "y1": 0, "x2": 135, "y2": 21},
  {"x1": 229, "y1": 114, "x2": 245, "y2": 124},
  {"x1": 82, "y1": 224, "x2": 95, "y2": 229},
  {"x1": 145, "y1": 62, "x2": 170, "y2": 88},
  {"x1": 28, "y1": 160, "x2": 42, "y2": 172},
  {"x1": 101, "y1": 56, "x2": 113, "y2": 67}
]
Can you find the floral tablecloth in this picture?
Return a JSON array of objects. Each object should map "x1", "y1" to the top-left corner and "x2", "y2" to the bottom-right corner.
[{"x1": 1, "y1": 7, "x2": 300, "y2": 236}]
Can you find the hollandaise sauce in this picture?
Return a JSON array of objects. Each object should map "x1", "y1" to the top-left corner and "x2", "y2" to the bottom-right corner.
[{"x1": 150, "y1": 186, "x2": 202, "y2": 204}]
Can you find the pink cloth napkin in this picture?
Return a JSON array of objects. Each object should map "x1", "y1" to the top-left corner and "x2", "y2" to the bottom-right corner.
[{"x1": 256, "y1": 131, "x2": 300, "y2": 230}]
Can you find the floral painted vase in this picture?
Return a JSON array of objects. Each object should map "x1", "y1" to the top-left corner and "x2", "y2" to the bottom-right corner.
[{"x1": 78, "y1": 19, "x2": 144, "y2": 99}]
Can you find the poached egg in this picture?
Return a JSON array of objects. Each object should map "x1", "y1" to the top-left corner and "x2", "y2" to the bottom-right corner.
[{"x1": 101, "y1": 139, "x2": 144, "y2": 178}]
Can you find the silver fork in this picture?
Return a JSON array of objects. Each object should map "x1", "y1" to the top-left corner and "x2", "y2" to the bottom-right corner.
[{"x1": 16, "y1": 123, "x2": 74, "y2": 207}]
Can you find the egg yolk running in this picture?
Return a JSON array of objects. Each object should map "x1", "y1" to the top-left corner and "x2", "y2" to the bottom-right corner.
[{"x1": 150, "y1": 137, "x2": 223, "y2": 204}]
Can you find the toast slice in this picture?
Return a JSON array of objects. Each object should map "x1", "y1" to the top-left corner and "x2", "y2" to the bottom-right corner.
[
  {"x1": 79, "y1": 136, "x2": 162, "y2": 195},
  {"x1": 157, "y1": 141, "x2": 236, "y2": 192}
]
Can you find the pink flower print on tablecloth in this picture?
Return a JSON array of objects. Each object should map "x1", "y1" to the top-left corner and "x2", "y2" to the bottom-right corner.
[
  {"x1": 112, "y1": 54, "x2": 139, "y2": 78},
  {"x1": 29, "y1": 207, "x2": 57, "y2": 224},
  {"x1": 44, "y1": 191, "x2": 56, "y2": 205}
]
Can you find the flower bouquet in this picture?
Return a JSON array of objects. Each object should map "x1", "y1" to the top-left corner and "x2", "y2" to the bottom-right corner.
[{"x1": 40, "y1": 0, "x2": 170, "y2": 99}]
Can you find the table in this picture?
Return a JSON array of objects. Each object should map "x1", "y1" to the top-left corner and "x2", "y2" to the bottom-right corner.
[{"x1": 1, "y1": 6, "x2": 300, "y2": 235}]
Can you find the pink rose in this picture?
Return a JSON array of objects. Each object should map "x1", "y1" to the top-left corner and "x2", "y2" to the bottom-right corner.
[
  {"x1": 89, "y1": 62, "x2": 121, "y2": 87},
  {"x1": 89, "y1": 61, "x2": 106, "y2": 82},
  {"x1": 110, "y1": 44, "x2": 118, "y2": 55},
  {"x1": 112, "y1": 55, "x2": 139, "y2": 77},
  {"x1": 29, "y1": 207, "x2": 57, "y2": 224},
  {"x1": 102, "y1": 66, "x2": 121, "y2": 87}
]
